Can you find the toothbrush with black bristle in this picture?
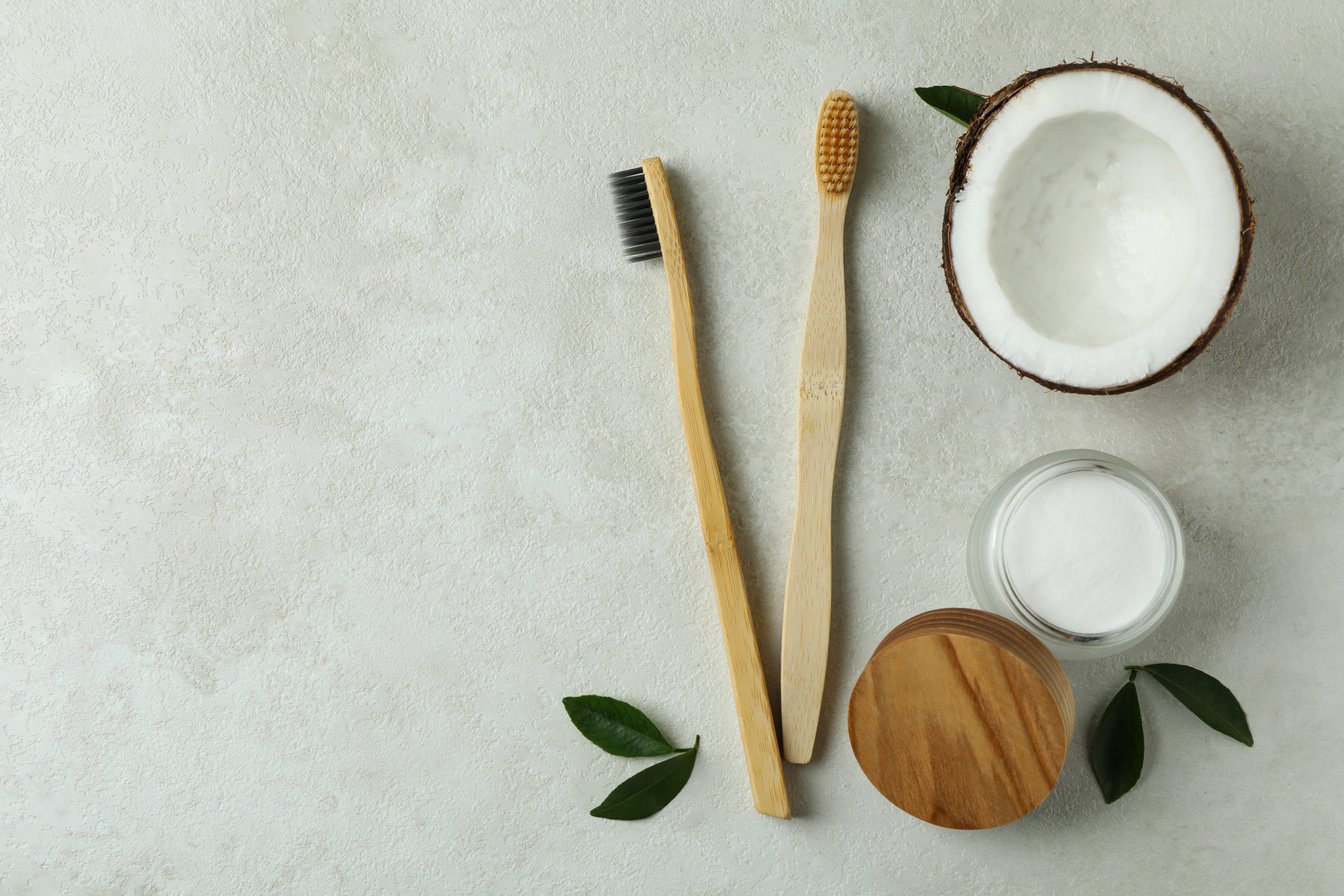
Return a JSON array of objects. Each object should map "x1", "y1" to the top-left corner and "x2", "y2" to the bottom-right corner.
[{"x1": 608, "y1": 159, "x2": 790, "y2": 819}]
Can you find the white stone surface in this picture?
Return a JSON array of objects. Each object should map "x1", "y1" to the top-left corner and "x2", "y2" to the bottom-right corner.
[{"x1": 2, "y1": 0, "x2": 1342, "y2": 893}]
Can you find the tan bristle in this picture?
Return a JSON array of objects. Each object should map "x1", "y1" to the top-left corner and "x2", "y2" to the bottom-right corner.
[{"x1": 815, "y1": 91, "x2": 858, "y2": 194}]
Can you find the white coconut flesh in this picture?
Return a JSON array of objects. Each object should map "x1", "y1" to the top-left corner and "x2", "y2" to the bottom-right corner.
[{"x1": 949, "y1": 70, "x2": 1244, "y2": 390}]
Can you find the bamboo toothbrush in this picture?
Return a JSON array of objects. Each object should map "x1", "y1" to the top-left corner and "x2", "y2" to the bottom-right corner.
[
  {"x1": 781, "y1": 91, "x2": 858, "y2": 764},
  {"x1": 609, "y1": 158, "x2": 790, "y2": 819}
]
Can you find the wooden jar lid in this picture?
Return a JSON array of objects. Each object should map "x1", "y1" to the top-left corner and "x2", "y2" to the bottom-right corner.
[{"x1": 848, "y1": 608, "x2": 1075, "y2": 829}]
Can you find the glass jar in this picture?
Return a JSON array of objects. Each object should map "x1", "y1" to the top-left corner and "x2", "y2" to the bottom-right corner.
[{"x1": 967, "y1": 449, "x2": 1184, "y2": 660}]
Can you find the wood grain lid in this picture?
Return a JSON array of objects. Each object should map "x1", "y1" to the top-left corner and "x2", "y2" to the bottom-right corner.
[{"x1": 848, "y1": 608, "x2": 1075, "y2": 829}]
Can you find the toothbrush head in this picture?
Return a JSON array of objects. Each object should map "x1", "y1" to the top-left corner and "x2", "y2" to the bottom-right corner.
[
  {"x1": 815, "y1": 91, "x2": 859, "y2": 195},
  {"x1": 609, "y1": 165, "x2": 662, "y2": 263}
]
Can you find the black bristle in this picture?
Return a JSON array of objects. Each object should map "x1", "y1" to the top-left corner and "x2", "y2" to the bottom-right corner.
[{"x1": 608, "y1": 166, "x2": 661, "y2": 263}]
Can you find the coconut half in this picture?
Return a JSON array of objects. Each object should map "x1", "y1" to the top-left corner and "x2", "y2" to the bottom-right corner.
[{"x1": 943, "y1": 62, "x2": 1254, "y2": 394}]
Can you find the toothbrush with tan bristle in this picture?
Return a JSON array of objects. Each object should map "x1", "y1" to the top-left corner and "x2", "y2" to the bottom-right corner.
[{"x1": 781, "y1": 91, "x2": 858, "y2": 764}]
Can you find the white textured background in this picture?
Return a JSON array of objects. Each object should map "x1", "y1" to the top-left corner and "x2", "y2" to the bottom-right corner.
[{"x1": 2, "y1": 0, "x2": 1342, "y2": 893}]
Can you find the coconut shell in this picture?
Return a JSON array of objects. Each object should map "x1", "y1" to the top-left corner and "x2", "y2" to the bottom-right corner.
[{"x1": 940, "y1": 61, "x2": 1256, "y2": 395}]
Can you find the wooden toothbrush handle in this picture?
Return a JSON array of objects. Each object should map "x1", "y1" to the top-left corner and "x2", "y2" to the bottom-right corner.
[
  {"x1": 781, "y1": 195, "x2": 848, "y2": 764},
  {"x1": 641, "y1": 158, "x2": 790, "y2": 819}
]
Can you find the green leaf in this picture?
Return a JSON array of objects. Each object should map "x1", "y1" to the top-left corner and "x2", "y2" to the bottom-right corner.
[
  {"x1": 1131, "y1": 664, "x2": 1253, "y2": 746},
  {"x1": 914, "y1": 86, "x2": 986, "y2": 127},
  {"x1": 1090, "y1": 679, "x2": 1144, "y2": 803},
  {"x1": 563, "y1": 695, "x2": 684, "y2": 757},
  {"x1": 590, "y1": 736, "x2": 699, "y2": 820}
]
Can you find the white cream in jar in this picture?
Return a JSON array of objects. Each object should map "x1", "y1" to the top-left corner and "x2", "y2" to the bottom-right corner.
[{"x1": 968, "y1": 450, "x2": 1184, "y2": 658}]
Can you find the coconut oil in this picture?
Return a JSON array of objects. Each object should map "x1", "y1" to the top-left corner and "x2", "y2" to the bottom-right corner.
[{"x1": 968, "y1": 450, "x2": 1184, "y2": 659}]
